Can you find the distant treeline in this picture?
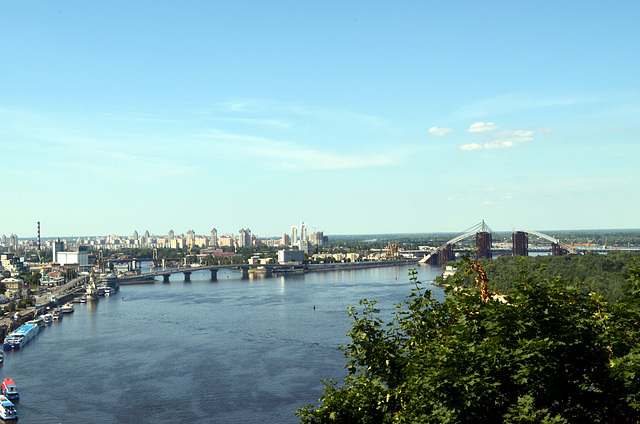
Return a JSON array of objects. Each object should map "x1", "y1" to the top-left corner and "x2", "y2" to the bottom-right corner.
[
  {"x1": 439, "y1": 251, "x2": 640, "y2": 302},
  {"x1": 329, "y1": 229, "x2": 640, "y2": 250}
]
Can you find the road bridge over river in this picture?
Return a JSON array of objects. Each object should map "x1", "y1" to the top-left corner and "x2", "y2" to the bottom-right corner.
[
  {"x1": 119, "y1": 259, "x2": 419, "y2": 283},
  {"x1": 120, "y1": 263, "x2": 305, "y2": 282}
]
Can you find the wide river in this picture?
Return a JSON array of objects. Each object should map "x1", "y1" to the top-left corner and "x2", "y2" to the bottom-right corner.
[{"x1": 2, "y1": 264, "x2": 445, "y2": 423}]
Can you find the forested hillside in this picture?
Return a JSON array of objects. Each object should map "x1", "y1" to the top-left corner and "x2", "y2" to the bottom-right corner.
[
  {"x1": 437, "y1": 251, "x2": 639, "y2": 302},
  {"x1": 298, "y1": 256, "x2": 640, "y2": 423}
]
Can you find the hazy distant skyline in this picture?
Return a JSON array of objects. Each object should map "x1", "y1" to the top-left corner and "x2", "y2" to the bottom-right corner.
[{"x1": 2, "y1": 2, "x2": 639, "y2": 238}]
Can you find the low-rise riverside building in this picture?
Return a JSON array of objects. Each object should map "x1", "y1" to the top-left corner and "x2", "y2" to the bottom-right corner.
[
  {"x1": 277, "y1": 249, "x2": 305, "y2": 264},
  {"x1": 3, "y1": 277, "x2": 25, "y2": 300}
]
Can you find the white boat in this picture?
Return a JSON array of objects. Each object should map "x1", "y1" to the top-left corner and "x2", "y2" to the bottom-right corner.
[
  {"x1": 0, "y1": 396, "x2": 17, "y2": 420},
  {"x1": 103, "y1": 287, "x2": 115, "y2": 296},
  {"x1": 99, "y1": 273, "x2": 120, "y2": 292},
  {"x1": 42, "y1": 313, "x2": 53, "y2": 324},
  {"x1": 28, "y1": 316, "x2": 45, "y2": 328},
  {"x1": 61, "y1": 303, "x2": 74, "y2": 314},
  {"x1": 3, "y1": 323, "x2": 39, "y2": 350},
  {"x1": 52, "y1": 310, "x2": 62, "y2": 321}
]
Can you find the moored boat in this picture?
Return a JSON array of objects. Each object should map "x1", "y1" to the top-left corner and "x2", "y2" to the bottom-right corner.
[
  {"x1": 0, "y1": 396, "x2": 17, "y2": 420},
  {"x1": 99, "y1": 273, "x2": 120, "y2": 292},
  {"x1": 27, "y1": 316, "x2": 45, "y2": 328},
  {"x1": 61, "y1": 303, "x2": 74, "y2": 314},
  {"x1": 3, "y1": 323, "x2": 39, "y2": 350},
  {"x1": 1, "y1": 379, "x2": 18, "y2": 401}
]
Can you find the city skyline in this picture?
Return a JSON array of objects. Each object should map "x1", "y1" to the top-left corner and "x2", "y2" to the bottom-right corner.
[
  {"x1": 2, "y1": 2, "x2": 639, "y2": 237},
  {"x1": 1, "y1": 220, "x2": 327, "y2": 243}
]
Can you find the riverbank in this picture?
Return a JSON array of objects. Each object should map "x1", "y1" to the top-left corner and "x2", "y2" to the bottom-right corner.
[
  {"x1": 0, "y1": 276, "x2": 88, "y2": 340},
  {"x1": 306, "y1": 259, "x2": 418, "y2": 272}
]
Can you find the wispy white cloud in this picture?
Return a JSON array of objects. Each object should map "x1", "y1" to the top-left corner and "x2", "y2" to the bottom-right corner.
[
  {"x1": 460, "y1": 143, "x2": 483, "y2": 151},
  {"x1": 219, "y1": 98, "x2": 388, "y2": 128},
  {"x1": 461, "y1": 127, "x2": 535, "y2": 151},
  {"x1": 454, "y1": 93, "x2": 602, "y2": 120},
  {"x1": 483, "y1": 130, "x2": 534, "y2": 150},
  {"x1": 208, "y1": 117, "x2": 292, "y2": 129},
  {"x1": 467, "y1": 122, "x2": 498, "y2": 132},
  {"x1": 200, "y1": 130, "x2": 395, "y2": 170},
  {"x1": 428, "y1": 126, "x2": 452, "y2": 137}
]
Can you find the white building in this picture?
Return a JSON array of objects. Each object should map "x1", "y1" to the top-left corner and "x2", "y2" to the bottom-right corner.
[
  {"x1": 300, "y1": 222, "x2": 307, "y2": 244},
  {"x1": 56, "y1": 251, "x2": 89, "y2": 266},
  {"x1": 52, "y1": 238, "x2": 64, "y2": 263},
  {"x1": 277, "y1": 249, "x2": 305, "y2": 264}
]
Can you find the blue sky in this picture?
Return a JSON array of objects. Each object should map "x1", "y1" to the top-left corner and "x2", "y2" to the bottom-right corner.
[{"x1": 1, "y1": 1, "x2": 639, "y2": 238}]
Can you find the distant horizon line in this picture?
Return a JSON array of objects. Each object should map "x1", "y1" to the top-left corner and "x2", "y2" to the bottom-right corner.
[{"x1": 9, "y1": 228, "x2": 640, "y2": 241}]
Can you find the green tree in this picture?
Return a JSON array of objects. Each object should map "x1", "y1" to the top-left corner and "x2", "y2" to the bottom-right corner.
[{"x1": 298, "y1": 258, "x2": 640, "y2": 423}]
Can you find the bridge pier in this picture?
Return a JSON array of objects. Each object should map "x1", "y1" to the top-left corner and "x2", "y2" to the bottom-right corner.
[
  {"x1": 183, "y1": 271, "x2": 192, "y2": 282},
  {"x1": 241, "y1": 267, "x2": 249, "y2": 278},
  {"x1": 162, "y1": 274, "x2": 170, "y2": 282},
  {"x1": 265, "y1": 267, "x2": 272, "y2": 277},
  {"x1": 209, "y1": 269, "x2": 218, "y2": 281}
]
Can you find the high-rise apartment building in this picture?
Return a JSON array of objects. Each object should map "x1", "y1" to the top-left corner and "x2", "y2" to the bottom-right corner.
[
  {"x1": 238, "y1": 228, "x2": 251, "y2": 248},
  {"x1": 290, "y1": 226, "x2": 298, "y2": 247},
  {"x1": 210, "y1": 228, "x2": 218, "y2": 247},
  {"x1": 309, "y1": 231, "x2": 325, "y2": 246},
  {"x1": 300, "y1": 222, "x2": 307, "y2": 244},
  {"x1": 52, "y1": 238, "x2": 64, "y2": 264}
]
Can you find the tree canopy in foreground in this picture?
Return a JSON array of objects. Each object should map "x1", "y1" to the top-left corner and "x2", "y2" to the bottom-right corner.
[{"x1": 297, "y1": 257, "x2": 640, "y2": 423}]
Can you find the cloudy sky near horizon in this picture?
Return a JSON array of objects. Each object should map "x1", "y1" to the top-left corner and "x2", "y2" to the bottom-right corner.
[{"x1": 1, "y1": 1, "x2": 639, "y2": 238}]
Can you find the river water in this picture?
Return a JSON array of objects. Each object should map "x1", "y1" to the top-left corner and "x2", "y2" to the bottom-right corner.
[{"x1": 2, "y1": 264, "x2": 444, "y2": 423}]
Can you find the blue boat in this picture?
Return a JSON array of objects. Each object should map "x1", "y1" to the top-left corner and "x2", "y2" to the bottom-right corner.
[{"x1": 3, "y1": 323, "x2": 39, "y2": 350}]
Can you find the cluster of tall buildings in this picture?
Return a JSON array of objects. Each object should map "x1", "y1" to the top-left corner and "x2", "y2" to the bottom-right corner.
[
  {"x1": 286, "y1": 221, "x2": 327, "y2": 254},
  {"x1": 1, "y1": 221, "x2": 328, "y2": 253},
  {"x1": 0, "y1": 234, "x2": 19, "y2": 251}
]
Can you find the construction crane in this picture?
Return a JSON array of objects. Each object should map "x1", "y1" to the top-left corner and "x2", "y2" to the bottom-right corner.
[
  {"x1": 568, "y1": 243, "x2": 598, "y2": 253},
  {"x1": 386, "y1": 242, "x2": 398, "y2": 259}
]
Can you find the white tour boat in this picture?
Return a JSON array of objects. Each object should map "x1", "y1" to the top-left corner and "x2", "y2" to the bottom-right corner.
[
  {"x1": 0, "y1": 395, "x2": 17, "y2": 420},
  {"x1": 3, "y1": 323, "x2": 39, "y2": 350}
]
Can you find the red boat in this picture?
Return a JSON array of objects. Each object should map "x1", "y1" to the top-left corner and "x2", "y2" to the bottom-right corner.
[{"x1": 1, "y1": 379, "x2": 18, "y2": 401}]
